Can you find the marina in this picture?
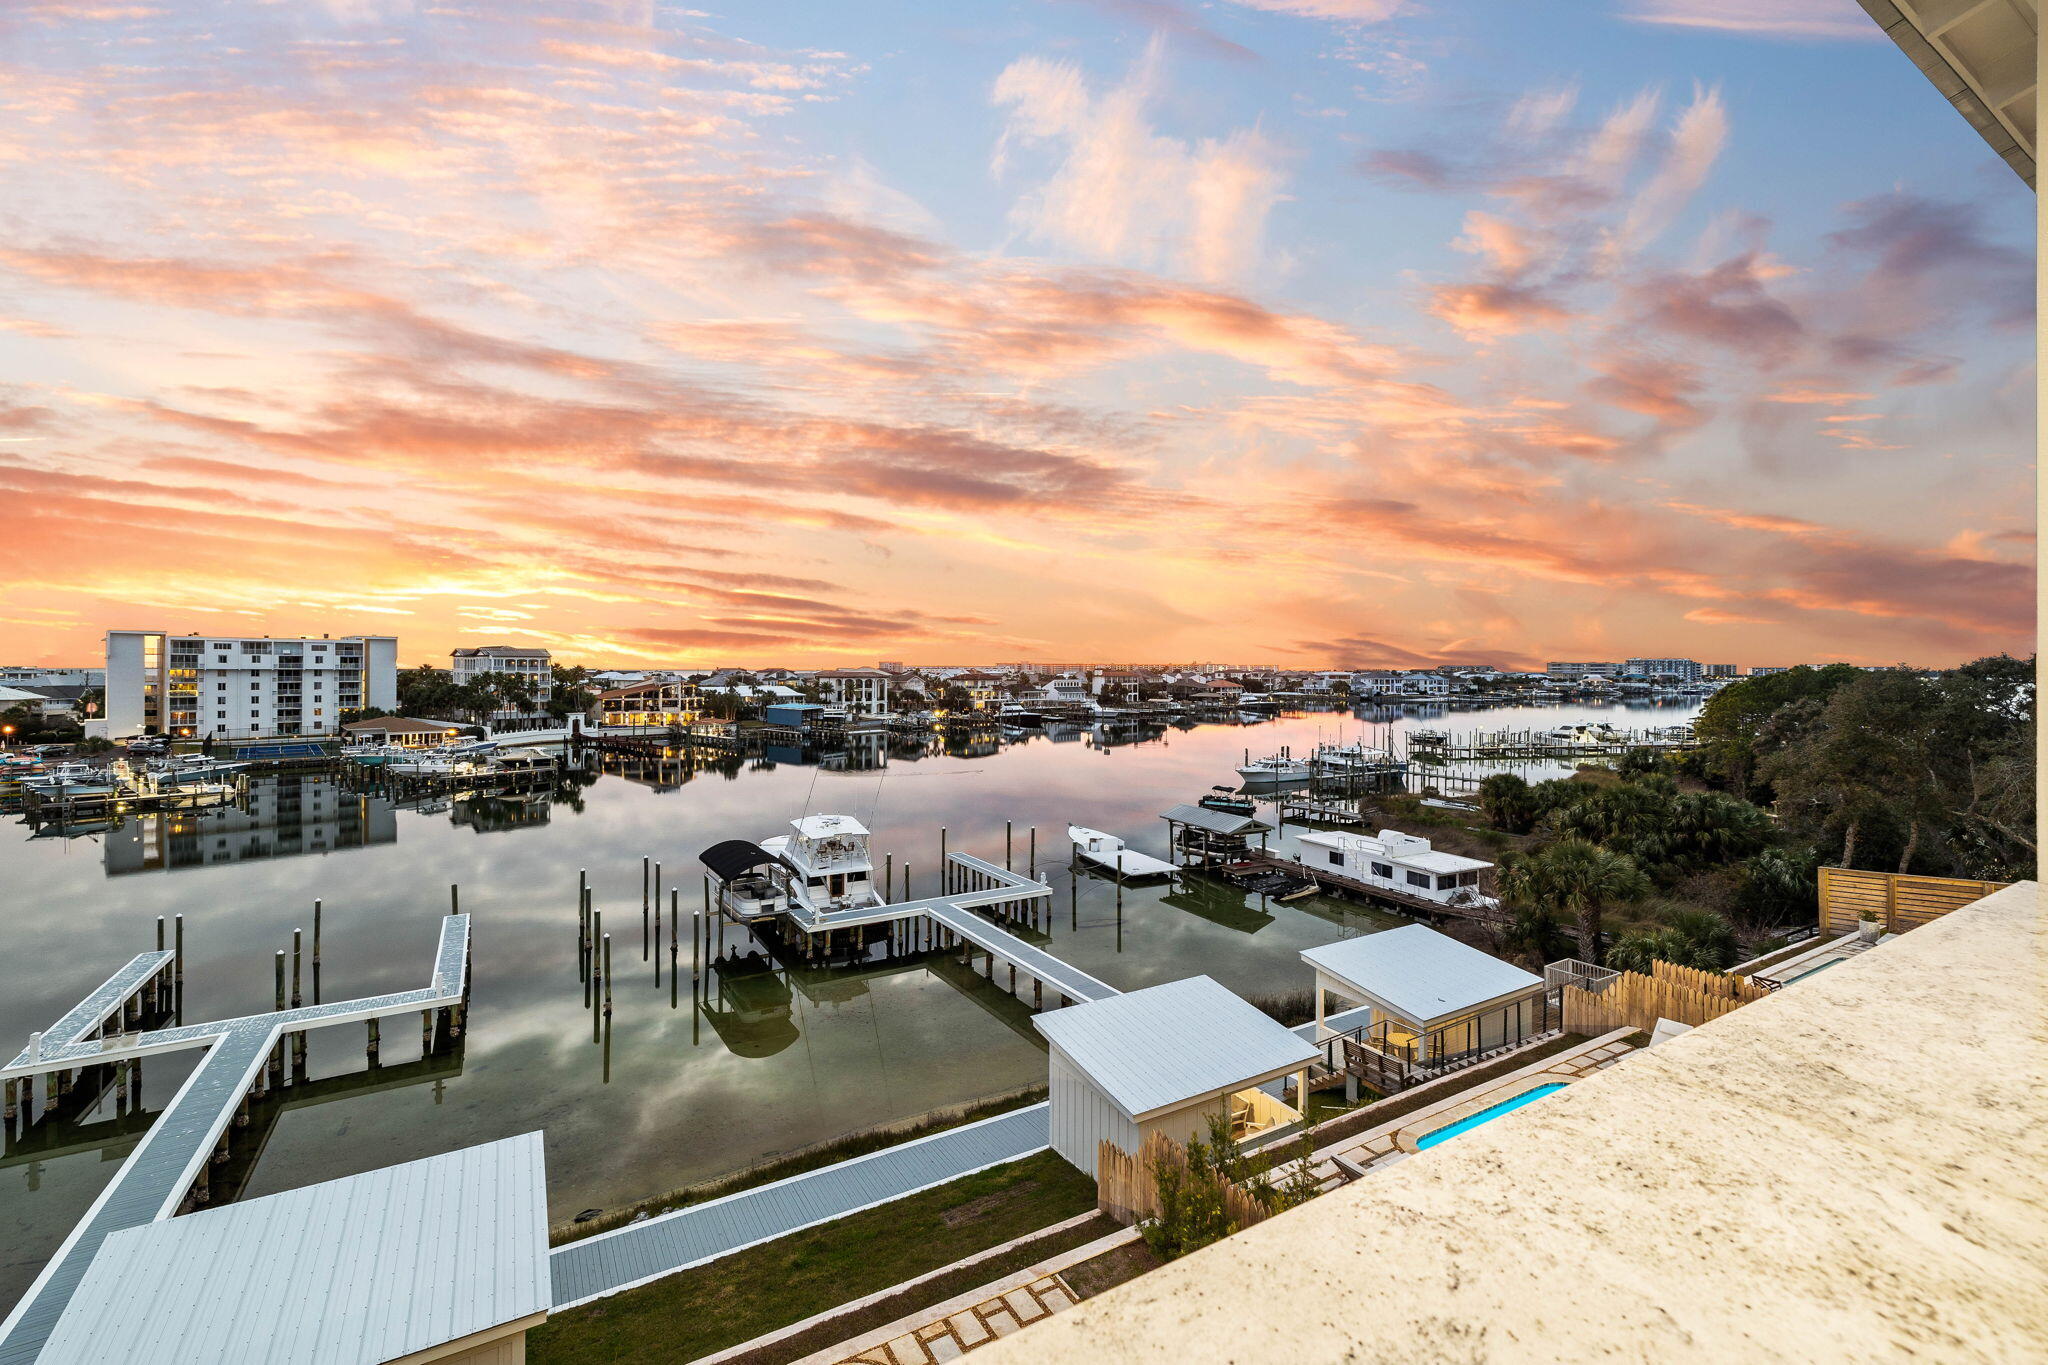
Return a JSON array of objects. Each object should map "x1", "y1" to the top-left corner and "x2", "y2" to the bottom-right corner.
[{"x1": 0, "y1": 697, "x2": 1702, "y2": 1321}]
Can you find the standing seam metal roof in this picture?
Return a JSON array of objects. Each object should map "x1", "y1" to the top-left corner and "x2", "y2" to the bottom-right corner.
[
  {"x1": 1301, "y1": 924, "x2": 1543, "y2": 1027},
  {"x1": 36, "y1": 1133, "x2": 548, "y2": 1365},
  {"x1": 1033, "y1": 977, "x2": 1315, "y2": 1121}
]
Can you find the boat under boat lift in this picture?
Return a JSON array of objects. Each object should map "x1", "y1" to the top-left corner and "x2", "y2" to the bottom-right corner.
[{"x1": 1067, "y1": 826, "x2": 1178, "y2": 880}]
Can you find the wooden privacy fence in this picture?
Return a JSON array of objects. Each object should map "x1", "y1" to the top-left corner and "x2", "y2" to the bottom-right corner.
[
  {"x1": 1096, "y1": 1131, "x2": 1269, "y2": 1230},
  {"x1": 1650, "y1": 959, "x2": 1772, "y2": 1004},
  {"x1": 1817, "y1": 868, "x2": 2008, "y2": 936},
  {"x1": 1563, "y1": 968, "x2": 1755, "y2": 1036}
]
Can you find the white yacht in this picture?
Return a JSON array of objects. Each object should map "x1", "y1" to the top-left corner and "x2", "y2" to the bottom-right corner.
[
  {"x1": 701, "y1": 817, "x2": 867, "y2": 924},
  {"x1": 1237, "y1": 750, "x2": 1310, "y2": 782},
  {"x1": 1311, "y1": 741, "x2": 1398, "y2": 772}
]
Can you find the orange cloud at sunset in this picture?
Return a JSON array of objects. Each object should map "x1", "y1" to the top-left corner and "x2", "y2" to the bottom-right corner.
[{"x1": 0, "y1": 0, "x2": 2032, "y2": 672}]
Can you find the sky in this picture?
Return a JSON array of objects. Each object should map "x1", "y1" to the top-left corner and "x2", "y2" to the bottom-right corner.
[{"x1": 0, "y1": 0, "x2": 2034, "y2": 672}]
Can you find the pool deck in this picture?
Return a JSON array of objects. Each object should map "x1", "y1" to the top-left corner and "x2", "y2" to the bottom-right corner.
[
  {"x1": 548, "y1": 1103, "x2": 1052, "y2": 1309},
  {"x1": 1307, "y1": 1030, "x2": 1638, "y2": 1181}
]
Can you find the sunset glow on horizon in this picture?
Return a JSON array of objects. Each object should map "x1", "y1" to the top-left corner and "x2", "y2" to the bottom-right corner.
[{"x1": 0, "y1": 0, "x2": 2033, "y2": 671}]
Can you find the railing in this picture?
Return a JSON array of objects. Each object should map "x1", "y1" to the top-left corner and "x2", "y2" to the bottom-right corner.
[
  {"x1": 1327, "y1": 991, "x2": 1562, "y2": 1094},
  {"x1": 1544, "y1": 959, "x2": 1619, "y2": 994}
]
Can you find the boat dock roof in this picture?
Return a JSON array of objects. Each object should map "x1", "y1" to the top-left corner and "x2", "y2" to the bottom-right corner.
[
  {"x1": 38, "y1": 1133, "x2": 548, "y2": 1365},
  {"x1": 1160, "y1": 803, "x2": 1274, "y2": 837}
]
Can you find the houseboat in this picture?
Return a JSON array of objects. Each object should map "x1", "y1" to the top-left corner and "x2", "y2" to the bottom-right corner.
[{"x1": 1293, "y1": 828, "x2": 1499, "y2": 912}]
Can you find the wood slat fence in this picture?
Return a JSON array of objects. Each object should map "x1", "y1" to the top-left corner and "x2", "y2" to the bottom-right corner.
[
  {"x1": 1096, "y1": 1131, "x2": 1270, "y2": 1230},
  {"x1": 1650, "y1": 959, "x2": 1772, "y2": 1004},
  {"x1": 1817, "y1": 868, "x2": 2007, "y2": 936},
  {"x1": 1563, "y1": 968, "x2": 1753, "y2": 1036}
]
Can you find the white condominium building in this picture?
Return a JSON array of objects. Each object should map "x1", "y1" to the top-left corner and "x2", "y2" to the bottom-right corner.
[
  {"x1": 1624, "y1": 657, "x2": 1705, "y2": 681},
  {"x1": 451, "y1": 645, "x2": 553, "y2": 718},
  {"x1": 104, "y1": 631, "x2": 398, "y2": 740}
]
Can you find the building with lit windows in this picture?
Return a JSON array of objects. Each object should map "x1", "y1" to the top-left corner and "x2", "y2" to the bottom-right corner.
[
  {"x1": 103, "y1": 631, "x2": 397, "y2": 740},
  {"x1": 451, "y1": 645, "x2": 553, "y2": 720}
]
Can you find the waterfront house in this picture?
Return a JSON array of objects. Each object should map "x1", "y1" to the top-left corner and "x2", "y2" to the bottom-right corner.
[
  {"x1": 950, "y1": 670, "x2": 1006, "y2": 711},
  {"x1": 449, "y1": 645, "x2": 552, "y2": 720},
  {"x1": 815, "y1": 668, "x2": 893, "y2": 716},
  {"x1": 1034, "y1": 977, "x2": 1317, "y2": 1172},
  {"x1": 1294, "y1": 828, "x2": 1495, "y2": 910},
  {"x1": 595, "y1": 678, "x2": 699, "y2": 729}
]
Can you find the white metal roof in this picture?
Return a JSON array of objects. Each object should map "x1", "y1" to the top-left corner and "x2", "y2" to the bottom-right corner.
[
  {"x1": 39, "y1": 1133, "x2": 550, "y2": 1365},
  {"x1": 1159, "y1": 803, "x2": 1274, "y2": 837},
  {"x1": 1302, "y1": 925, "x2": 1543, "y2": 1028},
  {"x1": 1033, "y1": 977, "x2": 1316, "y2": 1121},
  {"x1": 1296, "y1": 829, "x2": 1492, "y2": 875}
]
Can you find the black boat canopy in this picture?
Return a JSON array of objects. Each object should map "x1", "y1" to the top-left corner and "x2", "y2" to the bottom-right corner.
[{"x1": 699, "y1": 839, "x2": 790, "y2": 882}]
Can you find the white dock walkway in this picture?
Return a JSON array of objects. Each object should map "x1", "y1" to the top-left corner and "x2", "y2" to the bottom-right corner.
[
  {"x1": 0, "y1": 917, "x2": 471, "y2": 1365},
  {"x1": 548, "y1": 1103, "x2": 1050, "y2": 1309}
]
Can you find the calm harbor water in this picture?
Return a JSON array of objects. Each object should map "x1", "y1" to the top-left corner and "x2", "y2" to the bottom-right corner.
[{"x1": 0, "y1": 696, "x2": 1697, "y2": 1308}]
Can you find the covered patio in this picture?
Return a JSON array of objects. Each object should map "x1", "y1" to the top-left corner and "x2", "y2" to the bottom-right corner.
[{"x1": 1302, "y1": 926, "x2": 1551, "y2": 1094}]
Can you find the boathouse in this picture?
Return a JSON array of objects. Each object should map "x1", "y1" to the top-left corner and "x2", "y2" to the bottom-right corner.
[
  {"x1": 1302, "y1": 925, "x2": 1546, "y2": 1066},
  {"x1": 1159, "y1": 802, "x2": 1273, "y2": 868},
  {"x1": 1034, "y1": 977, "x2": 1317, "y2": 1173},
  {"x1": 37, "y1": 1133, "x2": 550, "y2": 1365},
  {"x1": 339, "y1": 716, "x2": 461, "y2": 749}
]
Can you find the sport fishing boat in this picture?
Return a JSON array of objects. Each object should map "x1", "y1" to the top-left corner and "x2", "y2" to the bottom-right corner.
[
  {"x1": 20, "y1": 763, "x2": 120, "y2": 797},
  {"x1": 1236, "y1": 748, "x2": 1310, "y2": 782}
]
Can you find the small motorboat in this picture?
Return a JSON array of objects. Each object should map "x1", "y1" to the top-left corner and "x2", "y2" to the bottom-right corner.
[{"x1": 1068, "y1": 826, "x2": 1178, "y2": 879}]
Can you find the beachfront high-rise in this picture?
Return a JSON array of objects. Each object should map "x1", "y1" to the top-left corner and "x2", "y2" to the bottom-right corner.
[{"x1": 103, "y1": 630, "x2": 397, "y2": 740}]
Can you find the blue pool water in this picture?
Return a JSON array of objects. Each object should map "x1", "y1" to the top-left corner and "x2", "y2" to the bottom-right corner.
[
  {"x1": 1784, "y1": 956, "x2": 1845, "y2": 983},
  {"x1": 1415, "y1": 1082, "x2": 1568, "y2": 1150}
]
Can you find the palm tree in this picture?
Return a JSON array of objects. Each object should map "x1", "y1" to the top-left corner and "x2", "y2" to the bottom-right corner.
[{"x1": 1499, "y1": 838, "x2": 1651, "y2": 964}]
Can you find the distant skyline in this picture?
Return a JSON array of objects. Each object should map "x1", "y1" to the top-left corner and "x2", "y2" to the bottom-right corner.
[{"x1": 0, "y1": 0, "x2": 2033, "y2": 671}]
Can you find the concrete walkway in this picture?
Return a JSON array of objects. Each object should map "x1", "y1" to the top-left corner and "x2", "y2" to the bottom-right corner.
[{"x1": 549, "y1": 1103, "x2": 1051, "y2": 1309}]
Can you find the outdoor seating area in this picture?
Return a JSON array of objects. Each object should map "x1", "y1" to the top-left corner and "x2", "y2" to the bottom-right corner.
[{"x1": 1301, "y1": 926, "x2": 1553, "y2": 1094}]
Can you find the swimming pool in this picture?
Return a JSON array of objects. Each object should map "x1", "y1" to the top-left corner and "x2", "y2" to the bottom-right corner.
[{"x1": 1415, "y1": 1082, "x2": 1568, "y2": 1150}]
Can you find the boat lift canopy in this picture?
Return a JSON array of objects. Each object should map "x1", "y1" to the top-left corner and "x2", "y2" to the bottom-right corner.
[{"x1": 699, "y1": 839, "x2": 794, "y2": 883}]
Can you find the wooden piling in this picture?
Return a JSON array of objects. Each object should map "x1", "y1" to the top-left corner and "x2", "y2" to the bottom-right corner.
[
  {"x1": 1029, "y1": 827, "x2": 1036, "y2": 879},
  {"x1": 450, "y1": 883, "x2": 459, "y2": 916},
  {"x1": 602, "y1": 934, "x2": 613, "y2": 1017},
  {"x1": 156, "y1": 917, "x2": 165, "y2": 951},
  {"x1": 291, "y1": 929, "x2": 303, "y2": 1009},
  {"x1": 1005, "y1": 820, "x2": 1013, "y2": 871}
]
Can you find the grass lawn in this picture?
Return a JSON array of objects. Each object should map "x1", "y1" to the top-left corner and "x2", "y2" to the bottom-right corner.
[{"x1": 530, "y1": 1150, "x2": 1098, "y2": 1365}]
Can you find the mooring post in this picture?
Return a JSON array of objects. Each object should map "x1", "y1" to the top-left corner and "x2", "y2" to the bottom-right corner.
[
  {"x1": 450, "y1": 884, "x2": 458, "y2": 917},
  {"x1": 291, "y1": 929, "x2": 303, "y2": 1008},
  {"x1": 602, "y1": 934, "x2": 613, "y2": 1017},
  {"x1": 642, "y1": 856, "x2": 650, "y2": 912},
  {"x1": 1029, "y1": 827, "x2": 1036, "y2": 880},
  {"x1": 885, "y1": 853, "x2": 893, "y2": 901},
  {"x1": 940, "y1": 827, "x2": 948, "y2": 892},
  {"x1": 670, "y1": 889, "x2": 679, "y2": 955},
  {"x1": 367, "y1": 1016, "x2": 380, "y2": 1065},
  {"x1": 156, "y1": 916, "x2": 165, "y2": 951},
  {"x1": 174, "y1": 914, "x2": 185, "y2": 997},
  {"x1": 1005, "y1": 820, "x2": 1013, "y2": 871}
]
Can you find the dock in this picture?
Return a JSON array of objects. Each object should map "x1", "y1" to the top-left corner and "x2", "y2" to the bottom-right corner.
[
  {"x1": 789, "y1": 853, "x2": 1119, "y2": 1006},
  {"x1": 1221, "y1": 855, "x2": 1507, "y2": 925},
  {"x1": 548, "y1": 1103, "x2": 1051, "y2": 1308},
  {"x1": 0, "y1": 916, "x2": 471, "y2": 1365}
]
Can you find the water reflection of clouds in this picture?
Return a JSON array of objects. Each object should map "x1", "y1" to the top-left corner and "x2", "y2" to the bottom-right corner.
[{"x1": 3, "y1": 701, "x2": 1703, "y2": 1262}]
